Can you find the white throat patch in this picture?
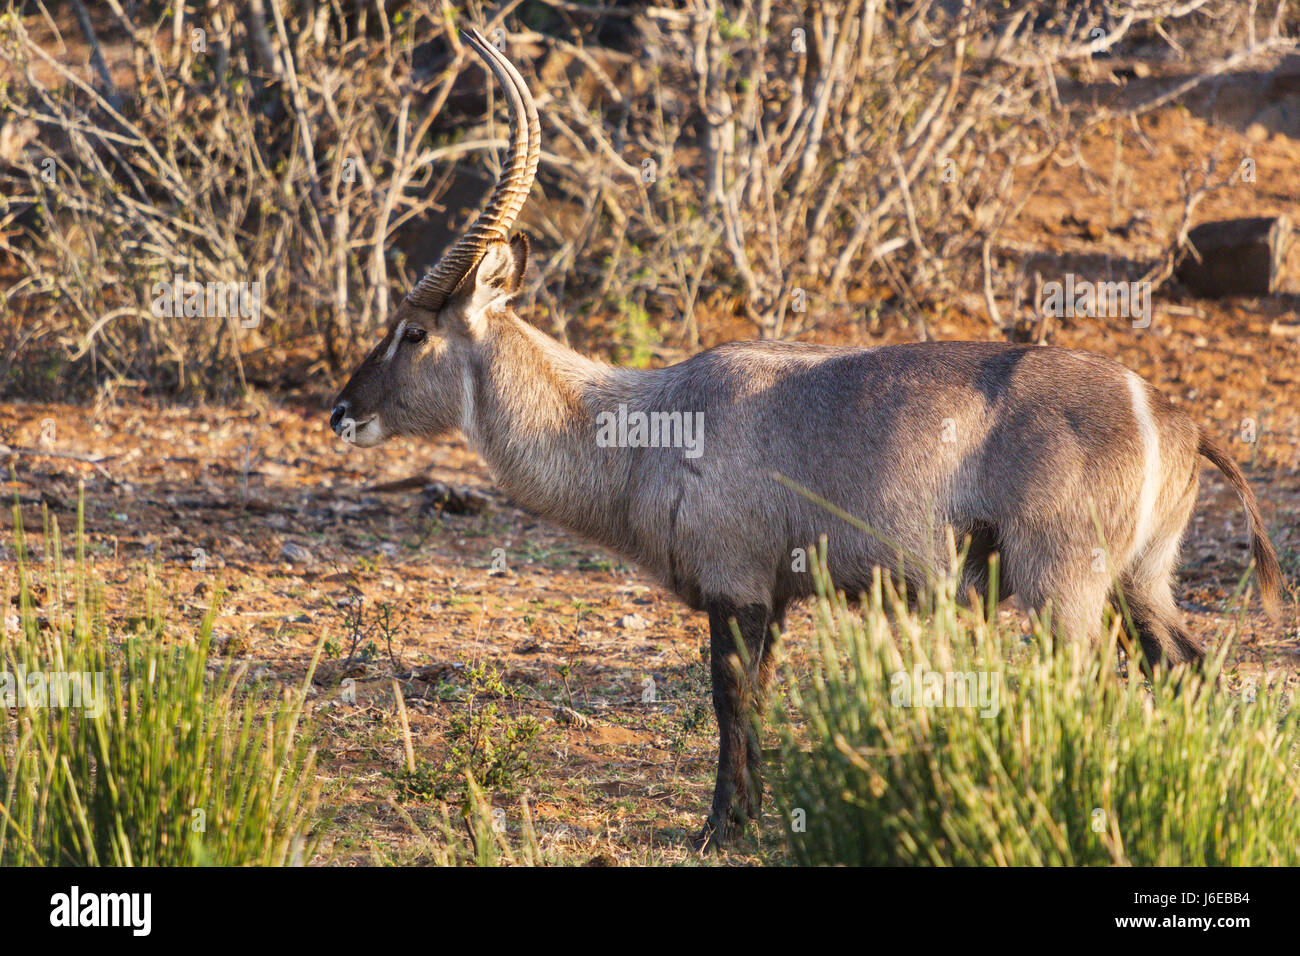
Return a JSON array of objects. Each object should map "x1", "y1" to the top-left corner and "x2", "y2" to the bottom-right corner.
[{"x1": 460, "y1": 366, "x2": 477, "y2": 447}]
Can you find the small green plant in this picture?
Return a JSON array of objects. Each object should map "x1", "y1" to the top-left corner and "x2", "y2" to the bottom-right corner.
[
  {"x1": 388, "y1": 760, "x2": 442, "y2": 802},
  {"x1": 332, "y1": 591, "x2": 401, "y2": 671},
  {"x1": 443, "y1": 662, "x2": 540, "y2": 796},
  {"x1": 557, "y1": 660, "x2": 575, "y2": 710},
  {"x1": 770, "y1": 541, "x2": 1300, "y2": 866},
  {"x1": 0, "y1": 495, "x2": 323, "y2": 866},
  {"x1": 392, "y1": 661, "x2": 539, "y2": 804}
]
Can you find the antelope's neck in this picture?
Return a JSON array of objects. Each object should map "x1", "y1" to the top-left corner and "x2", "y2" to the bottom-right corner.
[{"x1": 463, "y1": 316, "x2": 646, "y2": 541}]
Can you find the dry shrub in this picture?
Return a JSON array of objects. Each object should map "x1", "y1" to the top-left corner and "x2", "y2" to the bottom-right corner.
[{"x1": 0, "y1": 0, "x2": 1282, "y2": 396}]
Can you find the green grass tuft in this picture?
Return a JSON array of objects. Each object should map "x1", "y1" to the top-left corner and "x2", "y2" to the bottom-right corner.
[
  {"x1": 0, "y1": 492, "x2": 323, "y2": 866},
  {"x1": 771, "y1": 540, "x2": 1300, "y2": 865}
]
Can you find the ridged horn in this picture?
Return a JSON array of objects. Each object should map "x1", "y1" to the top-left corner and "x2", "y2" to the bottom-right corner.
[{"x1": 406, "y1": 28, "x2": 541, "y2": 312}]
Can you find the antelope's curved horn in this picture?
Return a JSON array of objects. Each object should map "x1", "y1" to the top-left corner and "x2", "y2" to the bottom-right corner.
[{"x1": 406, "y1": 28, "x2": 541, "y2": 312}]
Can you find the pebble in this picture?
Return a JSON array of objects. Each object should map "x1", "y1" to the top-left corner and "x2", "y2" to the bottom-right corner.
[{"x1": 280, "y1": 541, "x2": 315, "y2": 565}]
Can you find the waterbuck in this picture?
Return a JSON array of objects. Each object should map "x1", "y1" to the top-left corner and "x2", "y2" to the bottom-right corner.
[{"x1": 331, "y1": 29, "x2": 1283, "y2": 849}]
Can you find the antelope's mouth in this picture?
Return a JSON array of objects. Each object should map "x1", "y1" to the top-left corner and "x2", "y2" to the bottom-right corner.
[{"x1": 334, "y1": 415, "x2": 386, "y2": 448}]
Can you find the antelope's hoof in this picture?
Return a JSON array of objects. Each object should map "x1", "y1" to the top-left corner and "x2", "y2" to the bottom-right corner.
[{"x1": 693, "y1": 812, "x2": 745, "y2": 854}]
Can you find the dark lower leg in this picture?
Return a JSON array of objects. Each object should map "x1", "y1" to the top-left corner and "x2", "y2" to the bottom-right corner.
[
  {"x1": 1127, "y1": 595, "x2": 1204, "y2": 672},
  {"x1": 698, "y1": 597, "x2": 770, "y2": 850},
  {"x1": 743, "y1": 601, "x2": 786, "y2": 820}
]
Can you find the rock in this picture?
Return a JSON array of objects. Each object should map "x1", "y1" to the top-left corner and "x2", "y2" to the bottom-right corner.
[
  {"x1": 213, "y1": 632, "x2": 250, "y2": 657},
  {"x1": 553, "y1": 705, "x2": 593, "y2": 729},
  {"x1": 280, "y1": 541, "x2": 315, "y2": 565},
  {"x1": 1174, "y1": 216, "x2": 1291, "y2": 297},
  {"x1": 419, "y1": 482, "x2": 489, "y2": 516},
  {"x1": 394, "y1": 662, "x2": 458, "y2": 683},
  {"x1": 313, "y1": 658, "x2": 369, "y2": 685},
  {"x1": 618, "y1": 613, "x2": 650, "y2": 630}
]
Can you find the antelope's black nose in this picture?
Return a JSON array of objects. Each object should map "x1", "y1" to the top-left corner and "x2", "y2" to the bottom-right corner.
[{"x1": 330, "y1": 402, "x2": 348, "y2": 432}]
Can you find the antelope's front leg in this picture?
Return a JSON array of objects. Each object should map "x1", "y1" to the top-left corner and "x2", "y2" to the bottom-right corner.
[{"x1": 695, "y1": 599, "x2": 769, "y2": 852}]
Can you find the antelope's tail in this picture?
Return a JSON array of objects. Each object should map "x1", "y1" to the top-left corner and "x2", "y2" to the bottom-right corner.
[{"x1": 1198, "y1": 430, "x2": 1282, "y2": 621}]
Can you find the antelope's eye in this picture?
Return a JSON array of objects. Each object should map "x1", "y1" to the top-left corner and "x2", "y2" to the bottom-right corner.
[{"x1": 402, "y1": 326, "x2": 427, "y2": 344}]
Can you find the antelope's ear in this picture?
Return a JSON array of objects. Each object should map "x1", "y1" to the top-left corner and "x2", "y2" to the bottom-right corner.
[
  {"x1": 457, "y1": 236, "x2": 525, "y2": 315},
  {"x1": 507, "y1": 233, "x2": 528, "y2": 292},
  {"x1": 443, "y1": 237, "x2": 529, "y2": 337},
  {"x1": 474, "y1": 235, "x2": 528, "y2": 297}
]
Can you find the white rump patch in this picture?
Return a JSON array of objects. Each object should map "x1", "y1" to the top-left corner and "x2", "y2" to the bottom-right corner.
[
  {"x1": 384, "y1": 320, "x2": 407, "y2": 363},
  {"x1": 1126, "y1": 372, "x2": 1161, "y2": 555}
]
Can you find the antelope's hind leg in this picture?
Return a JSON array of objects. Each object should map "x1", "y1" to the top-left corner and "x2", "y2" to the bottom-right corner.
[{"x1": 1120, "y1": 509, "x2": 1203, "y2": 672}]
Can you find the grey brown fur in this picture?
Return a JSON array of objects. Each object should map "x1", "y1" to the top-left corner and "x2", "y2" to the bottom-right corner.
[{"x1": 331, "y1": 34, "x2": 1283, "y2": 850}]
